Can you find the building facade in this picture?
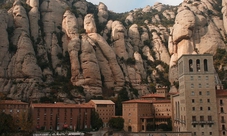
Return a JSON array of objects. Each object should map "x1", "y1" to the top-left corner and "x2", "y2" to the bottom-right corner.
[
  {"x1": 142, "y1": 87, "x2": 172, "y2": 128},
  {"x1": 122, "y1": 99, "x2": 153, "y2": 132},
  {"x1": 31, "y1": 102, "x2": 93, "y2": 131},
  {"x1": 122, "y1": 86, "x2": 172, "y2": 132},
  {"x1": 172, "y1": 54, "x2": 219, "y2": 136},
  {"x1": 88, "y1": 100, "x2": 115, "y2": 127},
  {"x1": 0, "y1": 100, "x2": 29, "y2": 115},
  {"x1": 216, "y1": 90, "x2": 227, "y2": 136}
]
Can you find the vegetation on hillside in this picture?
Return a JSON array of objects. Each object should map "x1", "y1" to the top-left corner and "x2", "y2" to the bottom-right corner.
[{"x1": 214, "y1": 48, "x2": 227, "y2": 88}]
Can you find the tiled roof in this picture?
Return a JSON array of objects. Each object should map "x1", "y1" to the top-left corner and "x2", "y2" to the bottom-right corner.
[
  {"x1": 31, "y1": 102, "x2": 93, "y2": 108},
  {"x1": 122, "y1": 99, "x2": 152, "y2": 104},
  {"x1": 141, "y1": 93, "x2": 165, "y2": 98},
  {"x1": 152, "y1": 100, "x2": 171, "y2": 103},
  {"x1": 140, "y1": 116, "x2": 171, "y2": 119},
  {"x1": 122, "y1": 99, "x2": 170, "y2": 104},
  {"x1": 216, "y1": 90, "x2": 227, "y2": 97},
  {"x1": 89, "y1": 100, "x2": 115, "y2": 104},
  {"x1": 0, "y1": 100, "x2": 28, "y2": 105}
]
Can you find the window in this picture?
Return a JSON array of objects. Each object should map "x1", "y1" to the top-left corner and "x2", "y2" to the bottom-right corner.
[
  {"x1": 223, "y1": 131, "x2": 226, "y2": 135},
  {"x1": 222, "y1": 116, "x2": 225, "y2": 123},
  {"x1": 206, "y1": 83, "x2": 209, "y2": 88},
  {"x1": 222, "y1": 125, "x2": 225, "y2": 130},
  {"x1": 207, "y1": 99, "x2": 210, "y2": 103},
  {"x1": 191, "y1": 91, "x2": 195, "y2": 96},
  {"x1": 201, "y1": 125, "x2": 204, "y2": 128},
  {"x1": 194, "y1": 132, "x2": 196, "y2": 135},
  {"x1": 191, "y1": 76, "x2": 194, "y2": 80},
  {"x1": 196, "y1": 59, "x2": 200, "y2": 71},
  {"x1": 208, "y1": 107, "x2": 211, "y2": 110},
  {"x1": 189, "y1": 59, "x2": 193, "y2": 72},
  {"x1": 200, "y1": 116, "x2": 204, "y2": 121},
  {"x1": 206, "y1": 76, "x2": 209, "y2": 80},
  {"x1": 199, "y1": 83, "x2": 201, "y2": 88},
  {"x1": 209, "y1": 132, "x2": 212, "y2": 135},
  {"x1": 198, "y1": 76, "x2": 201, "y2": 80},
  {"x1": 221, "y1": 107, "x2": 224, "y2": 113},
  {"x1": 191, "y1": 84, "x2": 194, "y2": 88},
  {"x1": 199, "y1": 91, "x2": 202, "y2": 95},
  {"x1": 220, "y1": 100, "x2": 223, "y2": 105},
  {"x1": 193, "y1": 124, "x2": 196, "y2": 127},
  {"x1": 200, "y1": 99, "x2": 202, "y2": 103},
  {"x1": 204, "y1": 59, "x2": 208, "y2": 71},
  {"x1": 207, "y1": 91, "x2": 210, "y2": 95},
  {"x1": 192, "y1": 116, "x2": 196, "y2": 121},
  {"x1": 208, "y1": 116, "x2": 212, "y2": 121},
  {"x1": 202, "y1": 132, "x2": 204, "y2": 135},
  {"x1": 192, "y1": 107, "x2": 195, "y2": 111},
  {"x1": 200, "y1": 107, "x2": 203, "y2": 111},
  {"x1": 192, "y1": 99, "x2": 195, "y2": 103}
]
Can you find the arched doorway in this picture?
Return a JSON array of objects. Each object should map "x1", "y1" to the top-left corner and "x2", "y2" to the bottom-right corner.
[{"x1": 128, "y1": 126, "x2": 132, "y2": 132}]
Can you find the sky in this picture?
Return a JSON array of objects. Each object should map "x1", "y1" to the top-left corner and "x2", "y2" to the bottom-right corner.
[{"x1": 86, "y1": 0, "x2": 183, "y2": 13}]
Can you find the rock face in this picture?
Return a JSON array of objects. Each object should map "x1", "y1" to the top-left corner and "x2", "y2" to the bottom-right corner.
[
  {"x1": 27, "y1": 0, "x2": 39, "y2": 42},
  {"x1": 98, "y1": 2, "x2": 108, "y2": 24},
  {"x1": 152, "y1": 31, "x2": 170, "y2": 65},
  {"x1": 128, "y1": 24, "x2": 140, "y2": 51},
  {"x1": 169, "y1": 0, "x2": 226, "y2": 87},
  {"x1": 87, "y1": 33, "x2": 125, "y2": 88},
  {"x1": 0, "y1": 0, "x2": 226, "y2": 101},
  {"x1": 0, "y1": 10, "x2": 10, "y2": 78},
  {"x1": 111, "y1": 21, "x2": 128, "y2": 60}
]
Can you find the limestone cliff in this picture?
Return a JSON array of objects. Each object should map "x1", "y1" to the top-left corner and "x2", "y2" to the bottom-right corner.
[{"x1": 0, "y1": 0, "x2": 226, "y2": 102}]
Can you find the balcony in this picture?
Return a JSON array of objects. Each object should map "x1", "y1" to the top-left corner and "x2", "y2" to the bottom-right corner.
[
  {"x1": 200, "y1": 121, "x2": 206, "y2": 124},
  {"x1": 191, "y1": 121, "x2": 214, "y2": 124},
  {"x1": 191, "y1": 121, "x2": 199, "y2": 124},
  {"x1": 207, "y1": 121, "x2": 214, "y2": 124},
  {"x1": 221, "y1": 120, "x2": 225, "y2": 123}
]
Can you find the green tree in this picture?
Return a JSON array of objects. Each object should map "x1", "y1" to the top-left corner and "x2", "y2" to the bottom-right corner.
[
  {"x1": 214, "y1": 49, "x2": 227, "y2": 88},
  {"x1": 0, "y1": 112, "x2": 16, "y2": 135},
  {"x1": 115, "y1": 88, "x2": 129, "y2": 116},
  {"x1": 108, "y1": 117, "x2": 124, "y2": 130},
  {"x1": 16, "y1": 110, "x2": 33, "y2": 133},
  {"x1": 91, "y1": 110, "x2": 103, "y2": 131}
]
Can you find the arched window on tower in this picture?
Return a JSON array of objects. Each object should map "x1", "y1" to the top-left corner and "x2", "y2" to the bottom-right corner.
[
  {"x1": 204, "y1": 59, "x2": 208, "y2": 71},
  {"x1": 196, "y1": 59, "x2": 200, "y2": 72},
  {"x1": 189, "y1": 59, "x2": 193, "y2": 72}
]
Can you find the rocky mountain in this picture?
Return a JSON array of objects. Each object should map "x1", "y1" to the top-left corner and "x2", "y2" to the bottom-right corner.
[{"x1": 0, "y1": 0, "x2": 226, "y2": 103}]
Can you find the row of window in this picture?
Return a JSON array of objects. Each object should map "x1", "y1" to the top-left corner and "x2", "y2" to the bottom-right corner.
[
  {"x1": 192, "y1": 106, "x2": 211, "y2": 111},
  {"x1": 190, "y1": 83, "x2": 209, "y2": 88},
  {"x1": 190, "y1": 76, "x2": 209, "y2": 80},
  {"x1": 192, "y1": 99, "x2": 210, "y2": 103},
  {"x1": 193, "y1": 131, "x2": 212, "y2": 135},
  {"x1": 2, "y1": 109, "x2": 26, "y2": 113},
  {"x1": 191, "y1": 91, "x2": 210, "y2": 96},
  {"x1": 189, "y1": 59, "x2": 208, "y2": 72},
  {"x1": 37, "y1": 108, "x2": 87, "y2": 113},
  {"x1": 192, "y1": 115, "x2": 212, "y2": 121},
  {"x1": 192, "y1": 124, "x2": 213, "y2": 128},
  {"x1": 97, "y1": 109, "x2": 114, "y2": 112}
]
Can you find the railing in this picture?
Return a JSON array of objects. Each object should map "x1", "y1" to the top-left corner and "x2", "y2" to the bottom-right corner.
[{"x1": 191, "y1": 121, "x2": 214, "y2": 124}]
